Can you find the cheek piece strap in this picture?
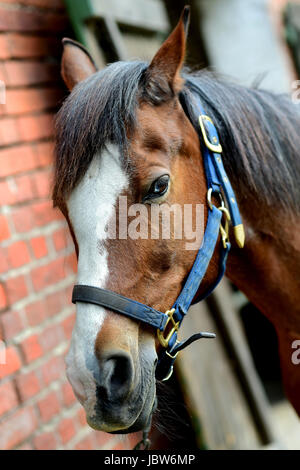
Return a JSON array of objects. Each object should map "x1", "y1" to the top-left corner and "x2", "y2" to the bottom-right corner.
[{"x1": 71, "y1": 82, "x2": 244, "y2": 383}]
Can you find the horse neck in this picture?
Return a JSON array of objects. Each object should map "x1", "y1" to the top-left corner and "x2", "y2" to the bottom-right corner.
[
  {"x1": 226, "y1": 193, "x2": 300, "y2": 415},
  {"x1": 226, "y1": 200, "x2": 300, "y2": 333}
]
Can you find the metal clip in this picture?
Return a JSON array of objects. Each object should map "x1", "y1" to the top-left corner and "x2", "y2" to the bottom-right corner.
[
  {"x1": 199, "y1": 115, "x2": 223, "y2": 153},
  {"x1": 161, "y1": 365, "x2": 174, "y2": 382},
  {"x1": 157, "y1": 308, "x2": 179, "y2": 349},
  {"x1": 207, "y1": 188, "x2": 224, "y2": 211},
  {"x1": 218, "y1": 206, "x2": 231, "y2": 249}
]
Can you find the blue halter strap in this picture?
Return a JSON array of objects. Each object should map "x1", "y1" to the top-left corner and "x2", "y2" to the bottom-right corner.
[{"x1": 72, "y1": 89, "x2": 244, "y2": 381}]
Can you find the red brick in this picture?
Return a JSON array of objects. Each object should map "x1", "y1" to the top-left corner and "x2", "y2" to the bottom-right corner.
[
  {"x1": 5, "y1": 275, "x2": 28, "y2": 304},
  {"x1": 0, "y1": 175, "x2": 35, "y2": 206},
  {"x1": 14, "y1": 174, "x2": 36, "y2": 202},
  {"x1": 44, "y1": 290, "x2": 62, "y2": 316},
  {"x1": 93, "y1": 431, "x2": 117, "y2": 449},
  {"x1": 0, "y1": 62, "x2": 5, "y2": 82},
  {"x1": 76, "y1": 407, "x2": 87, "y2": 427},
  {"x1": 39, "y1": 323, "x2": 64, "y2": 353},
  {"x1": 30, "y1": 236, "x2": 48, "y2": 259},
  {"x1": 31, "y1": 257, "x2": 66, "y2": 291},
  {"x1": 33, "y1": 201, "x2": 62, "y2": 226},
  {"x1": 0, "y1": 346, "x2": 22, "y2": 379},
  {"x1": 62, "y1": 284, "x2": 73, "y2": 302},
  {"x1": 0, "y1": 246, "x2": 9, "y2": 274},
  {"x1": 113, "y1": 442, "x2": 128, "y2": 450},
  {"x1": 5, "y1": 62, "x2": 59, "y2": 87},
  {"x1": 4, "y1": 88, "x2": 64, "y2": 115},
  {"x1": 11, "y1": 200, "x2": 59, "y2": 233},
  {"x1": 0, "y1": 214, "x2": 10, "y2": 241},
  {"x1": 6, "y1": 34, "x2": 60, "y2": 59},
  {"x1": 17, "y1": 113, "x2": 54, "y2": 142},
  {"x1": 0, "y1": 118, "x2": 19, "y2": 145},
  {"x1": 25, "y1": 291, "x2": 63, "y2": 325},
  {"x1": 1, "y1": 0, "x2": 64, "y2": 8},
  {"x1": 0, "y1": 283, "x2": 8, "y2": 310},
  {"x1": 16, "y1": 370, "x2": 40, "y2": 401},
  {"x1": 0, "y1": 144, "x2": 36, "y2": 178},
  {"x1": 65, "y1": 252, "x2": 77, "y2": 274},
  {"x1": 0, "y1": 8, "x2": 67, "y2": 33},
  {"x1": 57, "y1": 417, "x2": 76, "y2": 444},
  {"x1": 35, "y1": 140, "x2": 54, "y2": 166},
  {"x1": 20, "y1": 334, "x2": 43, "y2": 363},
  {"x1": 11, "y1": 205, "x2": 35, "y2": 233},
  {"x1": 0, "y1": 380, "x2": 19, "y2": 417},
  {"x1": 62, "y1": 381, "x2": 76, "y2": 407},
  {"x1": 7, "y1": 240, "x2": 30, "y2": 268},
  {"x1": 0, "y1": 407, "x2": 37, "y2": 450},
  {"x1": 0, "y1": 35, "x2": 9, "y2": 59},
  {"x1": 34, "y1": 432, "x2": 58, "y2": 451},
  {"x1": 17, "y1": 442, "x2": 34, "y2": 450},
  {"x1": 1, "y1": 310, "x2": 24, "y2": 340},
  {"x1": 33, "y1": 168, "x2": 52, "y2": 198},
  {"x1": 75, "y1": 435, "x2": 95, "y2": 451},
  {"x1": 52, "y1": 227, "x2": 68, "y2": 252},
  {"x1": 25, "y1": 299, "x2": 46, "y2": 326},
  {"x1": 62, "y1": 312, "x2": 75, "y2": 340},
  {"x1": 0, "y1": 182, "x2": 13, "y2": 206},
  {"x1": 37, "y1": 391, "x2": 60, "y2": 423},
  {"x1": 41, "y1": 355, "x2": 65, "y2": 385}
]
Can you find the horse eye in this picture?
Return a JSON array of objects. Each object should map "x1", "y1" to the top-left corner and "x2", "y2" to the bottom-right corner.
[{"x1": 143, "y1": 175, "x2": 170, "y2": 202}]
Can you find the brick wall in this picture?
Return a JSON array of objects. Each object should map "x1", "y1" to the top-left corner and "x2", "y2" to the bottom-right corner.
[{"x1": 0, "y1": 0, "x2": 138, "y2": 450}]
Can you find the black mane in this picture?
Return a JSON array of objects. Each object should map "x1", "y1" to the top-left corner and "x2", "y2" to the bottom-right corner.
[
  {"x1": 182, "y1": 73, "x2": 300, "y2": 215},
  {"x1": 54, "y1": 60, "x2": 300, "y2": 214},
  {"x1": 54, "y1": 61, "x2": 148, "y2": 206}
]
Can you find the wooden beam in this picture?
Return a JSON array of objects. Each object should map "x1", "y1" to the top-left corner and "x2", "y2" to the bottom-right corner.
[{"x1": 207, "y1": 281, "x2": 278, "y2": 444}]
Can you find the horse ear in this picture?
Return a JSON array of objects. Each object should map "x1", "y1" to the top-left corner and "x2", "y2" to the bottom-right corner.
[
  {"x1": 145, "y1": 6, "x2": 190, "y2": 102},
  {"x1": 61, "y1": 38, "x2": 97, "y2": 91}
]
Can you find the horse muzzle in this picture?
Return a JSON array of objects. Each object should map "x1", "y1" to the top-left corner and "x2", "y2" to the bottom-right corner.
[
  {"x1": 85, "y1": 368, "x2": 157, "y2": 434},
  {"x1": 67, "y1": 345, "x2": 157, "y2": 434}
]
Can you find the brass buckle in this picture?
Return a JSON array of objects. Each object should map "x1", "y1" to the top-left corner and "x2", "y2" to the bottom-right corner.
[
  {"x1": 199, "y1": 115, "x2": 223, "y2": 154},
  {"x1": 218, "y1": 206, "x2": 231, "y2": 249},
  {"x1": 157, "y1": 308, "x2": 179, "y2": 349}
]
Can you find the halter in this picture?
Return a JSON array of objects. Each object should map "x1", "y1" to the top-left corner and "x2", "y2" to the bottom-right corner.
[{"x1": 72, "y1": 86, "x2": 245, "y2": 382}]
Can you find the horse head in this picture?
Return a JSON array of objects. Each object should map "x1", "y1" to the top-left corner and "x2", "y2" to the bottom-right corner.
[{"x1": 54, "y1": 8, "x2": 227, "y2": 434}]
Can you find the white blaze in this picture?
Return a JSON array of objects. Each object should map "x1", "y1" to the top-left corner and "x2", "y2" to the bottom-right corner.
[{"x1": 65, "y1": 144, "x2": 128, "y2": 417}]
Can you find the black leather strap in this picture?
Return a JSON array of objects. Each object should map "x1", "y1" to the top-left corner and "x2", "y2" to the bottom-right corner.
[{"x1": 72, "y1": 285, "x2": 168, "y2": 331}]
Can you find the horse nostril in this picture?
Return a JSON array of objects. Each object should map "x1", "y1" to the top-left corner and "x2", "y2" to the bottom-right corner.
[{"x1": 99, "y1": 352, "x2": 134, "y2": 402}]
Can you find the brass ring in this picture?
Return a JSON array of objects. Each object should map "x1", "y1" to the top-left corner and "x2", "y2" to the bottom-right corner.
[{"x1": 207, "y1": 188, "x2": 225, "y2": 211}]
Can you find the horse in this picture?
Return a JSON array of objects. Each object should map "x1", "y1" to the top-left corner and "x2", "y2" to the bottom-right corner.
[{"x1": 53, "y1": 7, "x2": 300, "y2": 440}]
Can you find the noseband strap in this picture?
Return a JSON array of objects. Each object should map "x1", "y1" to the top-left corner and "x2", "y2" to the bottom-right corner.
[
  {"x1": 72, "y1": 86, "x2": 244, "y2": 382},
  {"x1": 72, "y1": 284, "x2": 169, "y2": 331}
]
